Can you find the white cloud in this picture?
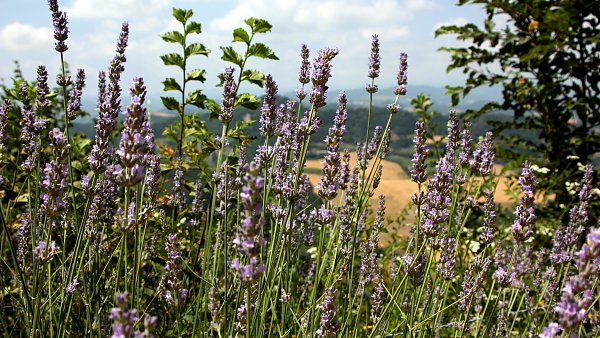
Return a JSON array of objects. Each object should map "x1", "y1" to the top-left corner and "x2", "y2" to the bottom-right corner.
[
  {"x1": 200, "y1": 0, "x2": 442, "y2": 91},
  {"x1": 0, "y1": 22, "x2": 54, "y2": 52},
  {"x1": 64, "y1": 0, "x2": 169, "y2": 19}
]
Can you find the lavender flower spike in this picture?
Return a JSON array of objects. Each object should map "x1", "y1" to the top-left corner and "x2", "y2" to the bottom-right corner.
[
  {"x1": 366, "y1": 34, "x2": 380, "y2": 93},
  {"x1": 115, "y1": 77, "x2": 151, "y2": 187},
  {"x1": 259, "y1": 74, "x2": 278, "y2": 137},
  {"x1": 394, "y1": 52, "x2": 408, "y2": 95},
  {"x1": 296, "y1": 44, "x2": 310, "y2": 100},
  {"x1": 36, "y1": 65, "x2": 51, "y2": 112},
  {"x1": 231, "y1": 161, "x2": 266, "y2": 284},
  {"x1": 410, "y1": 121, "x2": 428, "y2": 184},
  {"x1": 512, "y1": 161, "x2": 536, "y2": 242},
  {"x1": 220, "y1": 67, "x2": 236, "y2": 123},
  {"x1": 317, "y1": 91, "x2": 347, "y2": 200},
  {"x1": 67, "y1": 68, "x2": 85, "y2": 120},
  {"x1": 48, "y1": 0, "x2": 69, "y2": 52},
  {"x1": 316, "y1": 288, "x2": 339, "y2": 337},
  {"x1": 368, "y1": 34, "x2": 381, "y2": 79},
  {"x1": 299, "y1": 44, "x2": 311, "y2": 85},
  {"x1": 310, "y1": 47, "x2": 339, "y2": 108},
  {"x1": 41, "y1": 128, "x2": 70, "y2": 218}
]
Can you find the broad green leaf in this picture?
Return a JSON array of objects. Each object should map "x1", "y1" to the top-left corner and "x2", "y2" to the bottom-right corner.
[
  {"x1": 245, "y1": 18, "x2": 272, "y2": 34},
  {"x1": 185, "y1": 43, "x2": 210, "y2": 58},
  {"x1": 161, "y1": 96, "x2": 180, "y2": 112},
  {"x1": 173, "y1": 8, "x2": 193, "y2": 24},
  {"x1": 185, "y1": 21, "x2": 201, "y2": 35},
  {"x1": 186, "y1": 89, "x2": 207, "y2": 108},
  {"x1": 235, "y1": 93, "x2": 260, "y2": 110},
  {"x1": 161, "y1": 53, "x2": 185, "y2": 69},
  {"x1": 247, "y1": 43, "x2": 279, "y2": 60},
  {"x1": 220, "y1": 46, "x2": 244, "y2": 67},
  {"x1": 162, "y1": 78, "x2": 182, "y2": 92},
  {"x1": 232, "y1": 28, "x2": 250, "y2": 44},
  {"x1": 206, "y1": 99, "x2": 221, "y2": 120},
  {"x1": 160, "y1": 31, "x2": 185, "y2": 46},
  {"x1": 240, "y1": 69, "x2": 265, "y2": 87},
  {"x1": 185, "y1": 69, "x2": 207, "y2": 83}
]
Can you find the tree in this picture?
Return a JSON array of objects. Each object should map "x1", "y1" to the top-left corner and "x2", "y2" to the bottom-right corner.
[{"x1": 436, "y1": 0, "x2": 600, "y2": 205}]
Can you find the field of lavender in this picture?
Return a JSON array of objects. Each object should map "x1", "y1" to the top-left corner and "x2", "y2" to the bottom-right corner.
[{"x1": 0, "y1": 1, "x2": 598, "y2": 337}]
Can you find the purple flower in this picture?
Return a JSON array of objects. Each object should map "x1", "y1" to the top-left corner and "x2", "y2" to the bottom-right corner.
[
  {"x1": 158, "y1": 233, "x2": 187, "y2": 305},
  {"x1": 89, "y1": 22, "x2": 129, "y2": 173},
  {"x1": 387, "y1": 103, "x2": 399, "y2": 114},
  {"x1": 512, "y1": 161, "x2": 536, "y2": 242},
  {"x1": 458, "y1": 121, "x2": 472, "y2": 167},
  {"x1": 114, "y1": 77, "x2": 151, "y2": 187},
  {"x1": 20, "y1": 82, "x2": 46, "y2": 172},
  {"x1": 0, "y1": 100, "x2": 10, "y2": 173},
  {"x1": 67, "y1": 68, "x2": 85, "y2": 120},
  {"x1": 481, "y1": 189, "x2": 496, "y2": 244},
  {"x1": 394, "y1": 52, "x2": 408, "y2": 95},
  {"x1": 109, "y1": 292, "x2": 155, "y2": 338},
  {"x1": 310, "y1": 48, "x2": 339, "y2": 108},
  {"x1": 34, "y1": 240, "x2": 59, "y2": 264},
  {"x1": 539, "y1": 323, "x2": 561, "y2": 338},
  {"x1": 403, "y1": 252, "x2": 427, "y2": 287},
  {"x1": 40, "y1": 128, "x2": 70, "y2": 217},
  {"x1": 446, "y1": 110, "x2": 459, "y2": 159},
  {"x1": 437, "y1": 234, "x2": 457, "y2": 280},
  {"x1": 220, "y1": 66, "x2": 236, "y2": 123},
  {"x1": 410, "y1": 121, "x2": 428, "y2": 184},
  {"x1": 48, "y1": 0, "x2": 69, "y2": 52},
  {"x1": 144, "y1": 155, "x2": 161, "y2": 204},
  {"x1": 259, "y1": 74, "x2": 278, "y2": 137},
  {"x1": 232, "y1": 162, "x2": 266, "y2": 284},
  {"x1": 170, "y1": 160, "x2": 185, "y2": 209},
  {"x1": 316, "y1": 288, "x2": 339, "y2": 337},
  {"x1": 208, "y1": 287, "x2": 222, "y2": 329},
  {"x1": 317, "y1": 92, "x2": 347, "y2": 200},
  {"x1": 65, "y1": 279, "x2": 79, "y2": 294},
  {"x1": 420, "y1": 154, "x2": 452, "y2": 238},
  {"x1": 36, "y1": 65, "x2": 50, "y2": 111},
  {"x1": 471, "y1": 132, "x2": 495, "y2": 175},
  {"x1": 368, "y1": 34, "x2": 381, "y2": 79},
  {"x1": 370, "y1": 280, "x2": 385, "y2": 325},
  {"x1": 554, "y1": 281, "x2": 592, "y2": 332},
  {"x1": 298, "y1": 44, "x2": 311, "y2": 85},
  {"x1": 459, "y1": 257, "x2": 491, "y2": 312}
]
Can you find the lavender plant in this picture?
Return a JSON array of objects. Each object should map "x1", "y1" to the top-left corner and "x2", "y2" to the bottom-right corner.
[{"x1": 0, "y1": 1, "x2": 598, "y2": 337}]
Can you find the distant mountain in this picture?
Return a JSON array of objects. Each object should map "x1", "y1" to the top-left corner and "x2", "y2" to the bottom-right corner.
[{"x1": 284, "y1": 84, "x2": 504, "y2": 114}]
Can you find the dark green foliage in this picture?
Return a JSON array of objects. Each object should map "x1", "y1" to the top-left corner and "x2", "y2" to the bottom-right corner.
[{"x1": 436, "y1": 0, "x2": 600, "y2": 205}]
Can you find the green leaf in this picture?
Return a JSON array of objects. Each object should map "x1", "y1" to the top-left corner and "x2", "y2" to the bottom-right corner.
[
  {"x1": 160, "y1": 53, "x2": 185, "y2": 69},
  {"x1": 232, "y1": 28, "x2": 250, "y2": 44},
  {"x1": 161, "y1": 96, "x2": 180, "y2": 112},
  {"x1": 247, "y1": 43, "x2": 279, "y2": 60},
  {"x1": 186, "y1": 89, "x2": 207, "y2": 109},
  {"x1": 185, "y1": 69, "x2": 207, "y2": 83},
  {"x1": 185, "y1": 21, "x2": 201, "y2": 35},
  {"x1": 245, "y1": 18, "x2": 272, "y2": 34},
  {"x1": 160, "y1": 31, "x2": 185, "y2": 46},
  {"x1": 185, "y1": 43, "x2": 210, "y2": 58},
  {"x1": 173, "y1": 8, "x2": 193, "y2": 24},
  {"x1": 235, "y1": 93, "x2": 260, "y2": 110},
  {"x1": 206, "y1": 99, "x2": 221, "y2": 120},
  {"x1": 240, "y1": 69, "x2": 265, "y2": 87},
  {"x1": 162, "y1": 78, "x2": 182, "y2": 92},
  {"x1": 220, "y1": 46, "x2": 244, "y2": 67}
]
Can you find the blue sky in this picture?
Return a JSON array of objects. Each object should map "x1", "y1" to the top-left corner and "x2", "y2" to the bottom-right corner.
[{"x1": 0, "y1": 0, "x2": 486, "y2": 99}]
